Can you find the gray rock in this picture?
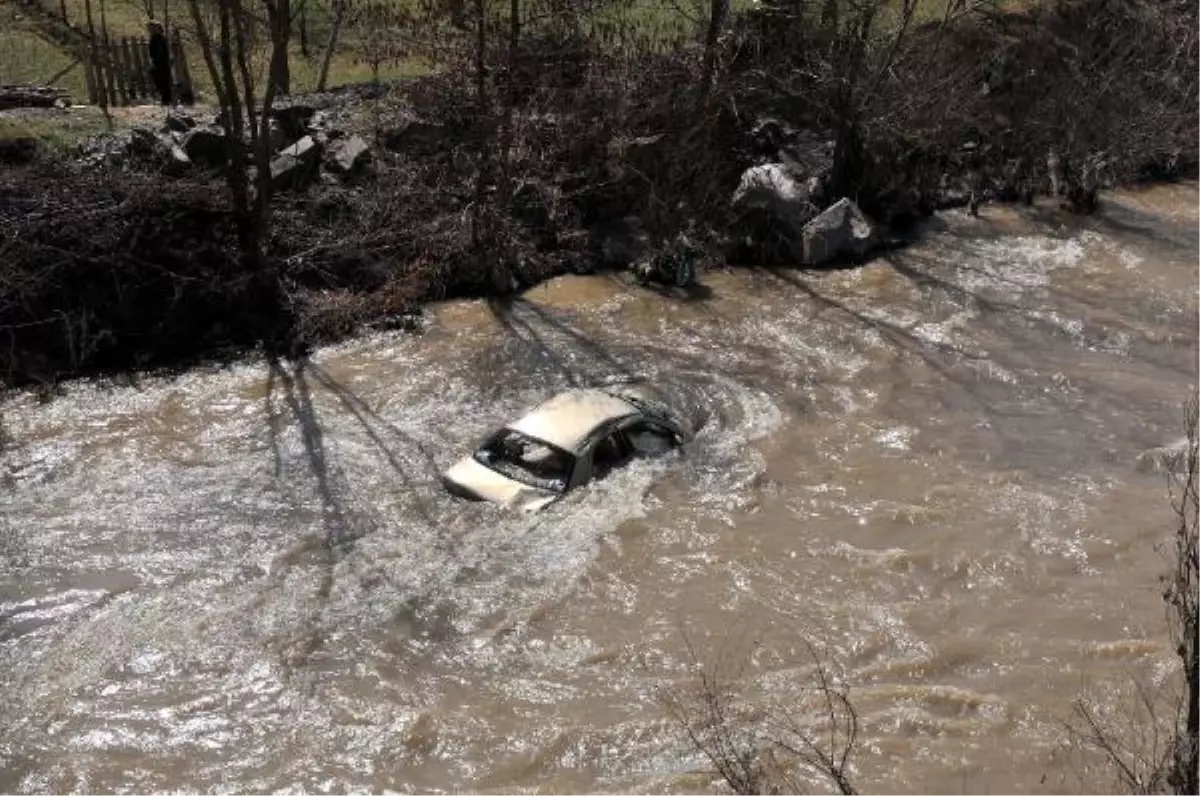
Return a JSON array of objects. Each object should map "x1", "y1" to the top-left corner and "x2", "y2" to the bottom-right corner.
[
  {"x1": 271, "y1": 102, "x2": 316, "y2": 142},
  {"x1": 733, "y1": 163, "x2": 813, "y2": 214},
  {"x1": 167, "y1": 144, "x2": 191, "y2": 170},
  {"x1": 731, "y1": 163, "x2": 819, "y2": 261},
  {"x1": 800, "y1": 197, "x2": 881, "y2": 266},
  {"x1": 164, "y1": 110, "x2": 197, "y2": 133},
  {"x1": 278, "y1": 135, "x2": 319, "y2": 161},
  {"x1": 182, "y1": 125, "x2": 228, "y2": 169},
  {"x1": 270, "y1": 135, "x2": 322, "y2": 191},
  {"x1": 266, "y1": 120, "x2": 291, "y2": 155},
  {"x1": 127, "y1": 127, "x2": 191, "y2": 174},
  {"x1": 325, "y1": 134, "x2": 371, "y2": 176}
]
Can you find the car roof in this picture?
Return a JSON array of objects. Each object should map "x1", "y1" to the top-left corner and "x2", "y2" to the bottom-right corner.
[{"x1": 507, "y1": 389, "x2": 640, "y2": 453}]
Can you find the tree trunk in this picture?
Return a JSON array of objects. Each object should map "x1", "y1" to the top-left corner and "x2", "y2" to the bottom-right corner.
[
  {"x1": 1182, "y1": 654, "x2": 1198, "y2": 796},
  {"x1": 82, "y1": 0, "x2": 112, "y2": 128},
  {"x1": 268, "y1": 0, "x2": 291, "y2": 95},
  {"x1": 298, "y1": 1, "x2": 309, "y2": 57},
  {"x1": 495, "y1": 0, "x2": 519, "y2": 279},
  {"x1": 316, "y1": 0, "x2": 346, "y2": 92},
  {"x1": 698, "y1": 0, "x2": 729, "y2": 111}
]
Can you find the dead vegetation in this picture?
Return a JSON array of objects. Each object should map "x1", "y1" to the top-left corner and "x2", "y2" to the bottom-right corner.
[
  {"x1": 1063, "y1": 396, "x2": 1198, "y2": 795},
  {"x1": 0, "y1": 0, "x2": 1196, "y2": 386},
  {"x1": 661, "y1": 631, "x2": 861, "y2": 794}
]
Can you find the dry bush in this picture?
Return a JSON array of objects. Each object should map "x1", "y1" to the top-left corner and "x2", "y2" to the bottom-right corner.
[
  {"x1": 5, "y1": 0, "x2": 1196, "y2": 385},
  {"x1": 1065, "y1": 396, "x2": 1199, "y2": 795},
  {"x1": 661, "y1": 630, "x2": 860, "y2": 795}
]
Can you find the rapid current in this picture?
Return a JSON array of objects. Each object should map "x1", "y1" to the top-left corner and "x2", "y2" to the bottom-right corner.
[{"x1": 1, "y1": 184, "x2": 1196, "y2": 793}]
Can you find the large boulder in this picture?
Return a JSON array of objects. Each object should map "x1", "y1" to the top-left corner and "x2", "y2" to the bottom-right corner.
[
  {"x1": 325, "y1": 134, "x2": 371, "y2": 177},
  {"x1": 730, "y1": 163, "x2": 819, "y2": 262},
  {"x1": 271, "y1": 102, "x2": 317, "y2": 142},
  {"x1": 270, "y1": 135, "x2": 322, "y2": 192},
  {"x1": 800, "y1": 197, "x2": 881, "y2": 266},
  {"x1": 182, "y1": 125, "x2": 228, "y2": 169}
]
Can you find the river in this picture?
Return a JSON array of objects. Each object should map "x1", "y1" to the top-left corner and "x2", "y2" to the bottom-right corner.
[{"x1": 1, "y1": 183, "x2": 1196, "y2": 794}]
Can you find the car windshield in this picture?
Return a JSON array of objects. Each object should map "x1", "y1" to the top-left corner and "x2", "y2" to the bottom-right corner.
[{"x1": 474, "y1": 430, "x2": 572, "y2": 493}]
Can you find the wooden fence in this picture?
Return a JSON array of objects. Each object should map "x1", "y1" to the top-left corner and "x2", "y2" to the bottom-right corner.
[{"x1": 83, "y1": 29, "x2": 195, "y2": 106}]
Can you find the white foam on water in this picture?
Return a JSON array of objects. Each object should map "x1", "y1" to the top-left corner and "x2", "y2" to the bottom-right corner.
[{"x1": 949, "y1": 234, "x2": 1088, "y2": 296}]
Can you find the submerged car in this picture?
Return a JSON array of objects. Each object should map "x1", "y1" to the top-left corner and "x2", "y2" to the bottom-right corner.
[{"x1": 442, "y1": 387, "x2": 687, "y2": 512}]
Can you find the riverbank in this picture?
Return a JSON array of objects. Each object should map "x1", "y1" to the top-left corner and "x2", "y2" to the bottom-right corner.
[{"x1": 1, "y1": 0, "x2": 1195, "y2": 389}]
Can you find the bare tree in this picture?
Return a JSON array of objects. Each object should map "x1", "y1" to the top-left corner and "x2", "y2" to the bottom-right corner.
[
  {"x1": 186, "y1": 0, "x2": 288, "y2": 270},
  {"x1": 1165, "y1": 396, "x2": 1198, "y2": 795},
  {"x1": 81, "y1": 0, "x2": 114, "y2": 128},
  {"x1": 351, "y1": 0, "x2": 413, "y2": 84},
  {"x1": 662, "y1": 630, "x2": 860, "y2": 795},
  {"x1": 315, "y1": 0, "x2": 348, "y2": 91},
  {"x1": 1067, "y1": 677, "x2": 1182, "y2": 795},
  {"x1": 1066, "y1": 397, "x2": 1199, "y2": 795},
  {"x1": 266, "y1": 0, "x2": 291, "y2": 94},
  {"x1": 697, "y1": 0, "x2": 729, "y2": 111}
]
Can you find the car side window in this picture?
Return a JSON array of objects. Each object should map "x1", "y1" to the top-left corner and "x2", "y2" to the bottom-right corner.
[
  {"x1": 591, "y1": 430, "x2": 629, "y2": 479},
  {"x1": 625, "y1": 421, "x2": 675, "y2": 456}
]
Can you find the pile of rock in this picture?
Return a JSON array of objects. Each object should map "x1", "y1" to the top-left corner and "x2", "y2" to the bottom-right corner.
[
  {"x1": 730, "y1": 159, "x2": 884, "y2": 266},
  {"x1": 77, "y1": 101, "x2": 374, "y2": 187}
]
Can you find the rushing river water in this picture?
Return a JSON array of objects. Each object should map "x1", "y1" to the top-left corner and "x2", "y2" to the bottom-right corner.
[{"x1": 1, "y1": 184, "x2": 1196, "y2": 794}]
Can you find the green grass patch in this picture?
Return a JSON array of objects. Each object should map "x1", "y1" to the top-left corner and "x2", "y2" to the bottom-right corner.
[
  {"x1": 0, "y1": 106, "x2": 119, "y2": 154},
  {"x1": 0, "y1": 14, "x2": 89, "y2": 101}
]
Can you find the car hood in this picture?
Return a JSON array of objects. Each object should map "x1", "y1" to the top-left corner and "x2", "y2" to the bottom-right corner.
[{"x1": 443, "y1": 457, "x2": 560, "y2": 512}]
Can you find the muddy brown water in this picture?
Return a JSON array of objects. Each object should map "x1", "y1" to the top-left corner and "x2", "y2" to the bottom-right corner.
[{"x1": 1, "y1": 185, "x2": 1196, "y2": 794}]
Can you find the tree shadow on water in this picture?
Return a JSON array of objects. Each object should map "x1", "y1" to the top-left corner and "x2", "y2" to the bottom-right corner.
[
  {"x1": 265, "y1": 356, "x2": 361, "y2": 554},
  {"x1": 759, "y1": 265, "x2": 1033, "y2": 463},
  {"x1": 485, "y1": 295, "x2": 637, "y2": 389},
  {"x1": 262, "y1": 354, "x2": 456, "y2": 675},
  {"x1": 265, "y1": 355, "x2": 440, "y2": 539}
]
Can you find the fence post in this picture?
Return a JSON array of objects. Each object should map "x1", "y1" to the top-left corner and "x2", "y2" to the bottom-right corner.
[
  {"x1": 128, "y1": 38, "x2": 147, "y2": 101},
  {"x1": 81, "y1": 45, "x2": 98, "y2": 104},
  {"x1": 120, "y1": 39, "x2": 137, "y2": 100},
  {"x1": 101, "y1": 44, "x2": 118, "y2": 107},
  {"x1": 120, "y1": 38, "x2": 139, "y2": 101},
  {"x1": 111, "y1": 41, "x2": 130, "y2": 105},
  {"x1": 170, "y1": 28, "x2": 194, "y2": 104}
]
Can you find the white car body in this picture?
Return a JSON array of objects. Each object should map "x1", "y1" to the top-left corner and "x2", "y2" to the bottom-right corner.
[{"x1": 442, "y1": 387, "x2": 685, "y2": 512}]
